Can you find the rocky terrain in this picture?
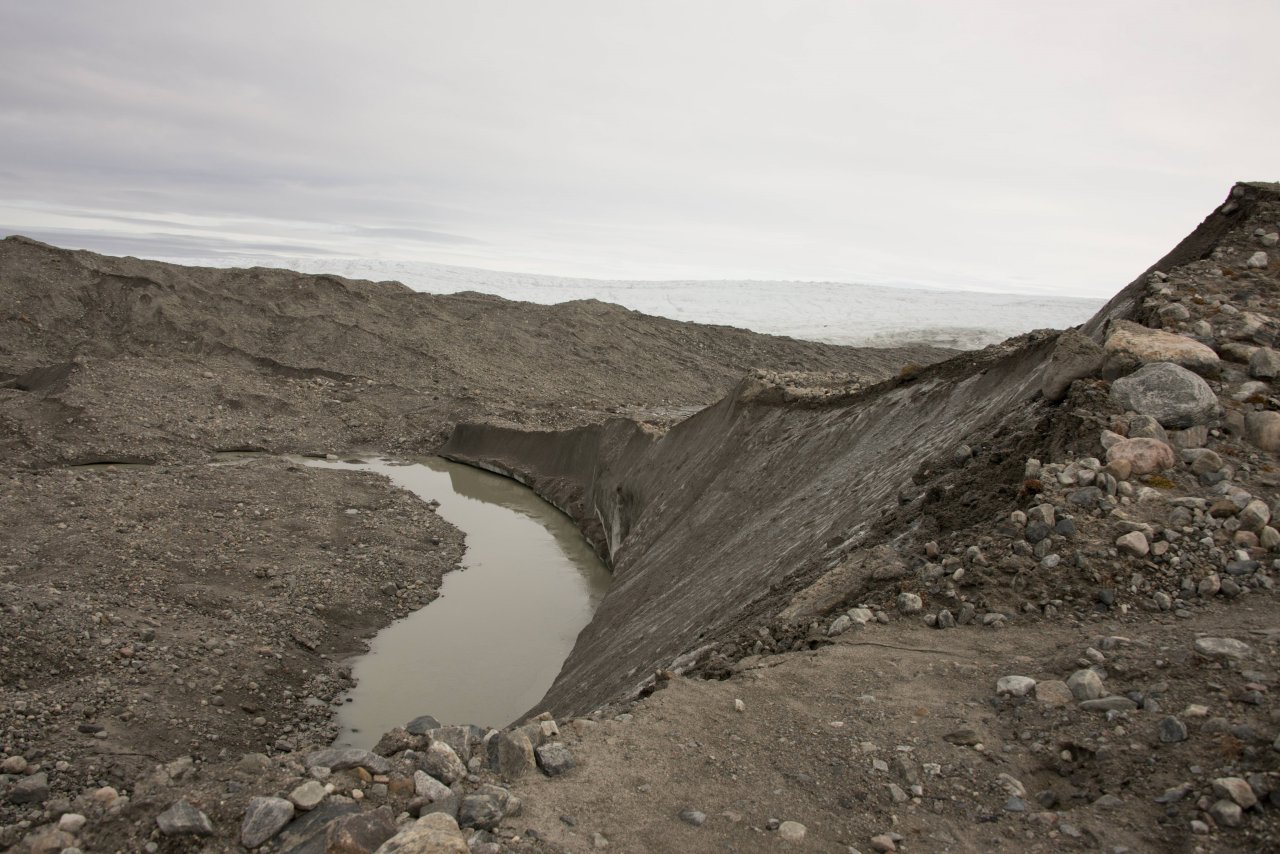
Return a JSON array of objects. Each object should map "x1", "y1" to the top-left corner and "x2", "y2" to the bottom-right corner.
[{"x1": 3, "y1": 183, "x2": 1280, "y2": 854}]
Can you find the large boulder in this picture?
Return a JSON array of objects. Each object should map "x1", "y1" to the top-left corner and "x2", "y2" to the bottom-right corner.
[
  {"x1": 1110, "y1": 363, "x2": 1218, "y2": 429},
  {"x1": 1039, "y1": 329, "x2": 1105, "y2": 402},
  {"x1": 1103, "y1": 320, "x2": 1219, "y2": 377}
]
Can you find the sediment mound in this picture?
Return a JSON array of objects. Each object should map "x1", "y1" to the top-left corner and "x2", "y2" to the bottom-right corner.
[{"x1": 0, "y1": 235, "x2": 947, "y2": 467}]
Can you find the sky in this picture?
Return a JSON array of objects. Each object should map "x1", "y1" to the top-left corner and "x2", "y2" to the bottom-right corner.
[{"x1": 0, "y1": 1, "x2": 1276, "y2": 298}]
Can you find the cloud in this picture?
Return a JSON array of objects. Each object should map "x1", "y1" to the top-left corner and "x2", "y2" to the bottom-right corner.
[{"x1": 1, "y1": 1, "x2": 1277, "y2": 296}]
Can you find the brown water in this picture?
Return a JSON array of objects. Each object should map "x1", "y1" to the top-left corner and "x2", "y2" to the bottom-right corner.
[{"x1": 302, "y1": 456, "x2": 611, "y2": 747}]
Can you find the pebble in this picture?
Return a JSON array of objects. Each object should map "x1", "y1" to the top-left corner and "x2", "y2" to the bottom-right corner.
[
  {"x1": 423, "y1": 741, "x2": 467, "y2": 785},
  {"x1": 896, "y1": 592, "x2": 922, "y2": 614},
  {"x1": 58, "y1": 813, "x2": 86, "y2": 833},
  {"x1": 869, "y1": 834, "x2": 897, "y2": 852},
  {"x1": 1035, "y1": 680, "x2": 1073, "y2": 707}
]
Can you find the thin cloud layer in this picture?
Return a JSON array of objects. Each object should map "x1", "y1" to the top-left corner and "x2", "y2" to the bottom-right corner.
[{"x1": 1, "y1": 1, "x2": 1277, "y2": 295}]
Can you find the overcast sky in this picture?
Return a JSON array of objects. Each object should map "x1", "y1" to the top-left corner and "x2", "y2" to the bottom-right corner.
[{"x1": 1, "y1": 1, "x2": 1276, "y2": 297}]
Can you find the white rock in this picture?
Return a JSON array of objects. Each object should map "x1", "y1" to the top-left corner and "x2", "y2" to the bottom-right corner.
[
  {"x1": 1246, "y1": 251, "x2": 1269, "y2": 268},
  {"x1": 996, "y1": 675, "x2": 1037, "y2": 697},
  {"x1": 1193, "y1": 637, "x2": 1252, "y2": 659}
]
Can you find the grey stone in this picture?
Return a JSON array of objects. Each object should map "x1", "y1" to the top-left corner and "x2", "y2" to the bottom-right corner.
[
  {"x1": 426, "y1": 726, "x2": 472, "y2": 763},
  {"x1": 1246, "y1": 251, "x2": 1269, "y2": 269},
  {"x1": 996, "y1": 676, "x2": 1036, "y2": 697},
  {"x1": 414, "y1": 769, "x2": 453, "y2": 802},
  {"x1": 422, "y1": 741, "x2": 466, "y2": 785},
  {"x1": 324, "y1": 810, "x2": 398, "y2": 853},
  {"x1": 6, "y1": 771, "x2": 48, "y2": 804},
  {"x1": 535, "y1": 742, "x2": 576, "y2": 777},
  {"x1": 1212, "y1": 777, "x2": 1258, "y2": 809},
  {"x1": 1079, "y1": 696, "x2": 1138, "y2": 712},
  {"x1": 304, "y1": 747, "x2": 391, "y2": 775},
  {"x1": 372, "y1": 727, "x2": 420, "y2": 757},
  {"x1": 896, "y1": 592, "x2": 922, "y2": 614},
  {"x1": 1110, "y1": 362, "x2": 1218, "y2": 429},
  {"x1": 1250, "y1": 348, "x2": 1280, "y2": 379},
  {"x1": 458, "y1": 786, "x2": 520, "y2": 831},
  {"x1": 492, "y1": 730, "x2": 535, "y2": 781},
  {"x1": 405, "y1": 714, "x2": 442, "y2": 735},
  {"x1": 1128, "y1": 415, "x2": 1169, "y2": 442},
  {"x1": 1066, "y1": 669, "x2": 1105, "y2": 701},
  {"x1": 1040, "y1": 330, "x2": 1104, "y2": 402},
  {"x1": 288, "y1": 780, "x2": 327, "y2": 811},
  {"x1": 156, "y1": 800, "x2": 214, "y2": 836},
  {"x1": 1209, "y1": 799, "x2": 1244, "y2": 827},
  {"x1": 1157, "y1": 716, "x2": 1187, "y2": 743},
  {"x1": 376, "y1": 813, "x2": 468, "y2": 853},
  {"x1": 778, "y1": 821, "x2": 806, "y2": 842},
  {"x1": 1193, "y1": 637, "x2": 1253, "y2": 660},
  {"x1": 241, "y1": 797, "x2": 294, "y2": 849},
  {"x1": 679, "y1": 809, "x2": 707, "y2": 826}
]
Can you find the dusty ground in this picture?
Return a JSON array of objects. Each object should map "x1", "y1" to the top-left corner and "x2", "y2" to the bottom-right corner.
[{"x1": 3, "y1": 185, "x2": 1280, "y2": 853}]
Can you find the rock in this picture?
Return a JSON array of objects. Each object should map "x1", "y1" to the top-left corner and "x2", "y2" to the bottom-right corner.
[
  {"x1": 7, "y1": 771, "x2": 48, "y2": 804},
  {"x1": 1079, "y1": 696, "x2": 1138, "y2": 712},
  {"x1": 1115, "y1": 531, "x2": 1149, "y2": 557},
  {"x1": 421, "y1": 741, "x2": 466, "y2": 786},
  {"x1": 1040, "y1": 329, "x2": 1104, "y2": 402},
  {"x1": 1066, "y1": 669, "x2": 1105, "y2": 701},
  {"x1": 1245, "y1": 411, "x2": 1280, "y2": 452},
  {"x1": 1246, "y1": 251, "x2": 1269, "y2": 269},
  {"x1": 288, "y1": 780, "x2": 327, "y2": 812},
  {"x1": 492, "y1": 730, "x2": 535, "y2": 781},
  {"x1": 935, "y1": 608, "x2": 955, "y2": 628},
  {"x1": 1194, "y1": 637, "x2": 1253, "y2": 660},
  {"x1": 1110, "y1": 362, "x2": 1218, "y2": 429},
  {"x1": 458, "y1": 786, "x2": 520, "y2": 831},
  {"x1": 869, "y1": 834, "x2": 897, "y2": 852},
  {"x1": 414, "y1": 769, "x2": 453, "y2": 802},
  {"x1": 405, "y1": 714, "x2": 442, "y2": 735},
  {"x1": 240, "y1": 797, "x2": 294, "y2": 849},
  {"x1": 1128, "y1": 415, "x2": 1169, "y2": 442},
  {"x1": 1209, "y1": 799, "x2": 1244, "y2": 827},
  {"x1": 534, "y1": 742, "x2": 575, "y2": 777},
  {"x1": 326, "y1": 810, "x2": 398, "y2": 853},
  {"x1": 1035, "y1": 680, "x2": 1073, "y2": 707},
  {"x1": 0, "y1": 756, "x2": 27, "y2": 774},
  {"x1": 428, "y1": 726, "x2": 473, "y2": 763},
  {"x1": 373, "y1": 727, "x2": 421, "y2": 757},
  {"x1": 679, "y1": 809, "x2": 707, "y2": 827},
  {"x1": 1157, "y1": 716, "x2": 1188, "y2": 743},
  {"x1": 1212, "y1": 777, "x2": 1258, "y2": 809},
  {"x1": 13, "y1": 826, "x2": 75, "y2": 853},
  {"x1": 828, "y1": 614, "x2": 851, "y2": 636},
  {"x1": 778, "y1": 821, "x2": 806, "y2": 842},
  {"x1": 57, "y1": 813, "x2": 86, "y2": 833},
  {"x1": 1261, "y1": 233, "x2": 1279, "y2": 247},
  {"x1": 1249, "y1": 347, "x2": 1280, "y2": 379},
  {"x1": 305, "y1": 747, "x2": 391, "y2": 775},
  {"x1": 156, "y1": 800, "x2": 214, "y2": 836},
  {"x1": 1106, "y1": 437, "x2": 1175, "y2": 476},
  {"x1": 996, "y1": 675, "x2": 1036, "y2": 697},
  {"x1": 1104, "y1": 320, "x2": 1220, "y2": 375},
  {"x1": 896, "y1": 592, "x2": 922, "y2": 614},
  {"x1": 375, "y1": 812, "x2": 468, "y2": 854},
  {"x1": 1239, "y1": 499, "x2": 1271, "y2": 532}
]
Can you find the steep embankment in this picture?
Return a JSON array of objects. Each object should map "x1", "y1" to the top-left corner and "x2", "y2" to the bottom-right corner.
[
  {"x1": 0, "y1": 237, "x2": 947, "y2": 467},
  {"x1": 444, "y1": 182, "x2": 1280, "y2": 719}
]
